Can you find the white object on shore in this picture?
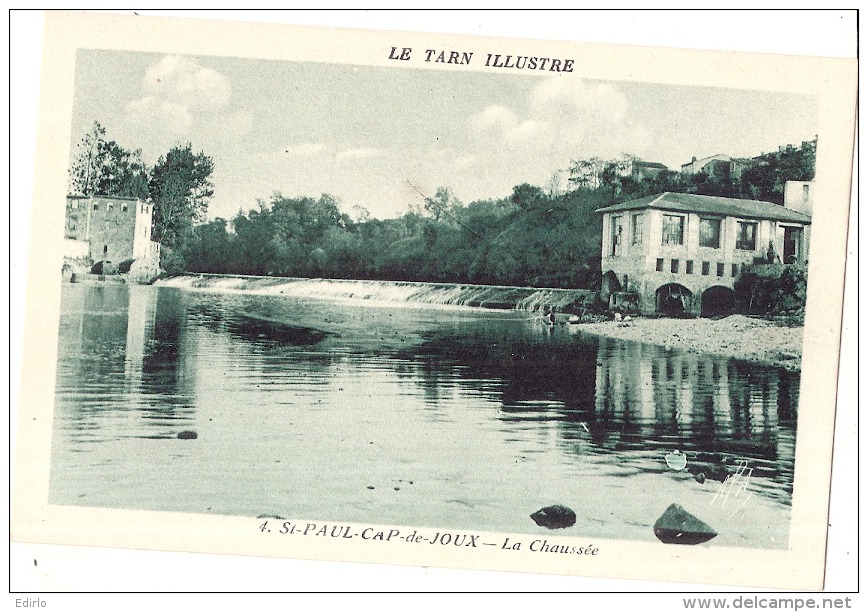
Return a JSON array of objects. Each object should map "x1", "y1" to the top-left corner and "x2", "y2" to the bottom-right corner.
[{"x1": 664, "y1": 450, "x2": 688, "y2": 471}]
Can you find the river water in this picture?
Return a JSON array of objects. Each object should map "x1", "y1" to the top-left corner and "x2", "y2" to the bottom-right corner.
[{"x1": 50, "y1": 283, "x2": 800, "y2": 549}]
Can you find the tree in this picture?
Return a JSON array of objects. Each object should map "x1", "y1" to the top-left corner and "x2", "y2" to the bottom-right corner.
[
  {"x1": 149, "y1": 144, "x2": 215, "y2": 249},
  {"x1": 423, "y1": 186, "x2": 461, "y2": 222},
  {"x1": 69, "y1": 121, "x2": 149, "y2": 199},
  {"x1": 511, "y1": 183, "x2": 547, "y2": 209},
  {"x1": 567, "y1": 154, "x2": 634, "y2": 192}
]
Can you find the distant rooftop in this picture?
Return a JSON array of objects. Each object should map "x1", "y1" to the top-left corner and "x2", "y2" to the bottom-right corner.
[
  {"x1": 67, "y1": 194, "x2": 144, "y2": 202},
  {"x1": 596, "y1": 192, "x2": 812, "y2": 224}
]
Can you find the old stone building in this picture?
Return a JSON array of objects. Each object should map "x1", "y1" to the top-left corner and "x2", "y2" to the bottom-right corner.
[
  {"x1": 596, "y1": 189, "x2": 812, "y2": 316},
  {"x1": 64, "y1": 195, "x2": 160, "y2": 281},
  {"x1": 680, "y1": 153, "x2": 751, "y2": 183}
]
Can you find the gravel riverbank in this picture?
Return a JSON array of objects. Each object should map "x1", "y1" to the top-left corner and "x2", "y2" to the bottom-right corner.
[{"x1": 572, "y1": 314, "x2": 804, "y2": 371}]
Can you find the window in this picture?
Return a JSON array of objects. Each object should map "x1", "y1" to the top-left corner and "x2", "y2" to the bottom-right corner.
[
  {"x1": 103, "y1": 245, "x2": 108, "y2": 255},
  {"x1": 631, "y1": 213, "x2": 643, "y2": 245},
  {"x1": 610, "y1": 216, "x2": 623, "y2": 256},
  {"x1": 731, "y1": 264, "x2": 738, "y2": 277},
  {"x1": 699, "y1": 217, "x2": 721, "y2": 248},
  {"x1": 122, "y1": 204, "x2": 128, "y2": 212},
  {"x1": 686, "y1": 260, "x2": 694, "y2": 274},
  {"x1": 107, "y1": 203, "x2": 114, "y2": 211},
  {"x1": 701, "y1": 261, "x2": 710, "y2": 276},
  {"x1": 716, "y1": 263, "x2": 725, "y2": 277},
  {"x1": 736, "y1": 221, "x2": 757, "y2": 250},
  {"x1": 662, "y1": 215, "x2": 684, "y2": 245},
  {"x1": 656, "y1": 258, "x2": 664, "y2": 272},
  {"x1": 671, "y1": 259, "x2": 679, "y2": 273},
  {"x1": 93, "y1": 203, "x2": 99, "y2": 211}
]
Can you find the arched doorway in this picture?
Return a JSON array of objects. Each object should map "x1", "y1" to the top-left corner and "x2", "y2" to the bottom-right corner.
[
  {"x1": 701, "y1": 286, "x2": 735, "y2": 318},
  {"x1": 600, "y1": 270, "x2": 622, "y2": 307},
  {"x1": 656, "y1": 283, "x2": 693, "y2": 316}
]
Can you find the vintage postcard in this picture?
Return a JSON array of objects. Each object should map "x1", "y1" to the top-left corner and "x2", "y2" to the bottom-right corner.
[{"x1": 10, "y1": 11, "x2": 857, "y2": 593}]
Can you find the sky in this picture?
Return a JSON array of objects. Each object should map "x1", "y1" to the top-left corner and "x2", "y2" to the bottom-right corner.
[{"x1": 69, "y1": 48, "x2": 818, "y2": 222}]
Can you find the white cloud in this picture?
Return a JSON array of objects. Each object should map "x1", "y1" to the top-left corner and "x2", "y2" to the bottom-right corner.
[
  {"x1": 453, "y1": 154, "x2": 477, "y2": 168},
  {"x1": 124, "y1": 95, "x2": 192, "y2": 134},
  {"x1": 335, "y1": 147, "x2": 382, "y2": 160},
  {"x1": 474, "y1": 105, "x2": 517, "y2": 129},
  {"x1": 142, "y1": 55, "x2": 231, "y2": 112},
  {"x1": 125, "y1": 55, "x2": 238, "y2": 138},
  {"x1": 470, "y1": 105, "x2": 547, "y2": 142},
  {"x1": 282, "y1": 142, "x2": 328, "y2": 157},
  {"x1": 530, "y1": 77, "x2": 628, "y2": 124},
  {"x1": 508, "y1": 119, "x2": 547, "y2": 142}
]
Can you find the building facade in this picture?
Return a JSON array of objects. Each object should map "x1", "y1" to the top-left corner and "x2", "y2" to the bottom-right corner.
[
  {"x1": 629, "y1": 160, "x2": 670, "y2": 182},
  {"x1": 64, "y1": 195, "x2": 160, "y2": 279},
  {"x1": 680, "y1": 154, "x2": 751, "y2": 183},
  {"x1": 597, "y1": 191, "x2": 811, "y2": 316}
]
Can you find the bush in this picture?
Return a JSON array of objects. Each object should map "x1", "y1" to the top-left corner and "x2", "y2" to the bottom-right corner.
[{"x1": 734, "y1": 265, "x2": 807, "y2": 318}]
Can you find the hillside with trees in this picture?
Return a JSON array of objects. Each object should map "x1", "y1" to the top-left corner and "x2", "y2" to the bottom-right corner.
[{"x1": 69, "y1": 123, "x2": 816, "y2": 289}]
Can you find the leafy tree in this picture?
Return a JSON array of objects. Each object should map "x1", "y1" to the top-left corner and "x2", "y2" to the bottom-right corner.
[
  {"x1": 511, "y1": 183, "x2": 547, "y2": 209},
  {"x1": 423, "y1": 186, "x2": 461, "y2": 222},
  {"x1": 739, "y1": 139, "x2": 816, "y2": 204},
  {"x1": 69, "y1": 121, "x2": 149, "y2": 199},
  {"x1": 149, "y1": 144, "x2": 215, "y2": 252}
]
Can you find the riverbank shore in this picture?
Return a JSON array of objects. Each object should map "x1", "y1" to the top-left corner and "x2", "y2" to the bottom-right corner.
[{"x1": 572, "y1": 314, "x2": 803, "y2": 371}]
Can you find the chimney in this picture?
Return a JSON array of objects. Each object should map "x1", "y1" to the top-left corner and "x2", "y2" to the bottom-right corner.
[{"x1": 783, "y1": 181, "x2": 813, "y2": 215}]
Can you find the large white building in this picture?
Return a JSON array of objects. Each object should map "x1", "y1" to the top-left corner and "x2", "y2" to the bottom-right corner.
[{"x1": 596, "y1": 187, "x2": 812, "y2": 316}]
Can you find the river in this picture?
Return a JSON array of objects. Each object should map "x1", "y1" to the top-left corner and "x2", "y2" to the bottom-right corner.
[{"x1": 49, "y1": 283, "x2": 800, "y2": 549}]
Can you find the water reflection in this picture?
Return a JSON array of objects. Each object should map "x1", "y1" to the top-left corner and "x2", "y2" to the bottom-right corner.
[
  {"x1": 395, "y1": 325, "x2": 797, "y2": 503},
  {"x1": 51, "y1": 284, "x2": 799, "y2": 543}
]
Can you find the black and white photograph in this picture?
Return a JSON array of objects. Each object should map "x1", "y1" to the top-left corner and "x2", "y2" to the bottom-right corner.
[{"x1": 10, "y1": 10, "x2": 858, "y2": 596}]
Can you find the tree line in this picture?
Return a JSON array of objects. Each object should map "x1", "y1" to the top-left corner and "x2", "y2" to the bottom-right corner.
[
  {"x1": 183, "y1": 185, "x2": 608, "y2": 289},
  {"x1": 69, "y1": 122, "x2": 816, "y2": 289},
  {"x1": 570, "y1": 140, "x2": 816, "y2": 205},
  {"x1": 69, "y1": 121, "x2": 215, "y2": 272}
]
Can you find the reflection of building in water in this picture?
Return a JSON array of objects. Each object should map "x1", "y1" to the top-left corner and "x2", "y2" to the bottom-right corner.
[
  {"x1": 124, "y1": 286, "x2": 158, "y2": 388},
  {"x1": 594, "y1": 337, "x2": 790, "y2": 444},
  {"x1": 55, "y1": 286, "x2": 195, "y2": 438}
]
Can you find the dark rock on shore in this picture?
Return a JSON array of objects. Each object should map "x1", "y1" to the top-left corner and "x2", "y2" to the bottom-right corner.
[
  {"x1": 177, "y1": 430, "x2": 198, "y2": 440},
  {"x1": 530, "y1": 504, "x2": 576, "y2": 529},
  {"x1": 653, "y1": 503, "x2": 717, "y2": 545}
]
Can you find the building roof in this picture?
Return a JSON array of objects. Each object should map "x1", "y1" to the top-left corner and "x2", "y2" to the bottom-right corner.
[
  {"x1": 634, "y1": 160, "x2": 669, "y2": 169},
  {"x1": 67, "y1": 194, "x2": 144, "y2": 202},
  {"x1": 596, "y1": 192, "x2": 812, "y2": 224},
  {"x1": 682, "y1": 153, "x2": 732, "y2": 167}
]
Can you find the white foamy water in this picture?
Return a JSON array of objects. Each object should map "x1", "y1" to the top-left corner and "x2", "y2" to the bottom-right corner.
[{"x1": 156, "y1": 274, "x2": 596, "y2": 311}]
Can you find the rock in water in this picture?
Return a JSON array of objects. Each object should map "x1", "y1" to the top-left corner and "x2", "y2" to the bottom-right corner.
[
  {"x1": 665, "y1": 450, "x2": 688, "y2": 471},
  {"x1": 530, "y1": 505, "x2": 576, "y2": 529},
  {"x1": 653, "y1": 504, "x2": 717, "y2": 545},
  {"x1": 177, "y1": 430, "x2": 198, "y2": 440}
]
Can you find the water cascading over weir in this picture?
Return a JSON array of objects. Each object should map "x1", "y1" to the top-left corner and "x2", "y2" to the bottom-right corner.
[{"x1": 156, "y1": 275, "x2": 597, "y2": 313}]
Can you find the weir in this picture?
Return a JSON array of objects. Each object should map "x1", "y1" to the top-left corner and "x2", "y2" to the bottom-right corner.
[{"x1": 156, "y1": 274, "x2": 597, "y2": 312}]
